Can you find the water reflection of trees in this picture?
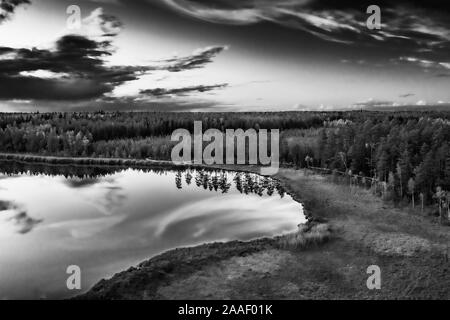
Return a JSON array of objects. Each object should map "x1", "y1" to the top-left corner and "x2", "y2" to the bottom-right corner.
[
  {"x1": 0, "y1": 161, "x2": 286, "y2": 198},
  {"x1": 175, "y1": 170, "x2": 286, "y2": 197},
  {"x1": 0, "y1": 160, "x2": 121, "y2": 178}
]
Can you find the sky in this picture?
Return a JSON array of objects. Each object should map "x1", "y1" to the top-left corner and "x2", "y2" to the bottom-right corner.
[{"x1": 0, "y1": 0, "x2": 449, "y2": 112}]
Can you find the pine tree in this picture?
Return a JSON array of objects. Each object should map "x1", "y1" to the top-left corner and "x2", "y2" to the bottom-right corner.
[
  {"x1": 408, "y1": 178, "x2": 415, "y2": 208},
  {"x1": 415, "y1": 150, "x2": 439, "y2": 200}
]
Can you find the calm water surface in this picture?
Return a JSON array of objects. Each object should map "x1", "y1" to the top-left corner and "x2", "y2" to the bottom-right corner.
[{"x1": 0, "y1": 163, "x2": 304, "y2": 299}]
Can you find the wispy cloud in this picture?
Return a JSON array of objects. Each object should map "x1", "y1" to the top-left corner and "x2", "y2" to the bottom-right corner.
[
  {"x1": 140, "y1": 83, "x2": 228, "y2": 97},
  {"x1": 161, "y1": 0, "x2": 450, "y2": 61},
  {"x1": 399, "y1": 56, "x2": 450, "y2": 71},
  {"x1": 156, "y1": 45, "x2": 228, "y2": 72},
  {"x1": 352, "y1": 98, "x2": 397, "y2": 109}
]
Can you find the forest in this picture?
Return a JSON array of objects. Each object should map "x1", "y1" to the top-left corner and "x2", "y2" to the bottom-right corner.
[{"x1": 0, "y1": 111, "x2": 449, "y2": 207}]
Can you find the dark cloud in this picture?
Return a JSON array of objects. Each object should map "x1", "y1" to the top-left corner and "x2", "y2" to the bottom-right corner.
[
  {"x1": 399, "y1": 93, "x2": 415, "y2": 98},
  {"x1": 140, "y1": 83, "x2": 228, "y2": 97},
  {"x1": 158, "y1": 46, "x2": 228, "y2": 72},
  {"x1": 0, "y1": 2, "x2": 228, "y2": 105},
  {"x1": 0, "y1": 5, "x2": 150, "y2": 102},
  {"x1": 0, "y1": 0, "x2": 30, "y2": 22},
  {"x1": 0, "y1": 5, "x2": 227, "y2": 103},
  {"x1": 0, "y1": 34, "x2": 145, "y2": 101}
]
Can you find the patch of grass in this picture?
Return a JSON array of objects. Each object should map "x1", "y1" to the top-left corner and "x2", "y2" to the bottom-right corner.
[{"x1": 279, "y1": 223, "x2": 332, "y2": 250}]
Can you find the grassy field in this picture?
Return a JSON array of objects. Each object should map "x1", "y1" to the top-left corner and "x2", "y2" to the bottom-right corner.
[{"x1": 77, "y1": 167, "x2": 450, "y2": 300}]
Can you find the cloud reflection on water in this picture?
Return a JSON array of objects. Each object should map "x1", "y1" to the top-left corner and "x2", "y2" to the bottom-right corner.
[{"x1": 0, "y1": 200, "x2": 42, "y2": 234}]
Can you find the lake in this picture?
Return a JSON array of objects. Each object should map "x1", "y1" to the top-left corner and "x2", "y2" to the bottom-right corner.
[{"x1": 0, "y1": 162, "x2": 304, "y2": 299}]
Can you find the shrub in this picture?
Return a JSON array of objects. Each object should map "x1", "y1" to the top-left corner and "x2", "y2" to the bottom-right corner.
[{"x1": 279, "y1": 222, "x2": 331, "y2": 250}]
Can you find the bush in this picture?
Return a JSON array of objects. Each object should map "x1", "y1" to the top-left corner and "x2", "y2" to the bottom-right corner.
[{"x1": 279, "y1": 222, "x2": 331, "y2": 250}]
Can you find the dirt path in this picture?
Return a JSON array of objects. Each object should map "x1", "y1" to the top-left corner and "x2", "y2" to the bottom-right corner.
[{"x1": 78, "y1": 168, "x2": 450, "y2": 299}]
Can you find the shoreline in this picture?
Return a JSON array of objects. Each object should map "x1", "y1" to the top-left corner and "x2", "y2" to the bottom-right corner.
[
  {"x1": 0, "y1": 152, "x2": 188, "y2": 170},
  {"x1": 0, "y1": 152, "x2": 275, "y2": 177}
]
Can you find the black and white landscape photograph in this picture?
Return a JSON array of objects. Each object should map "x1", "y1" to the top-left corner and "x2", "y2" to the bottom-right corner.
[{"x1": 0, "y1": 0, "x2": 449, "y2": 308}]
